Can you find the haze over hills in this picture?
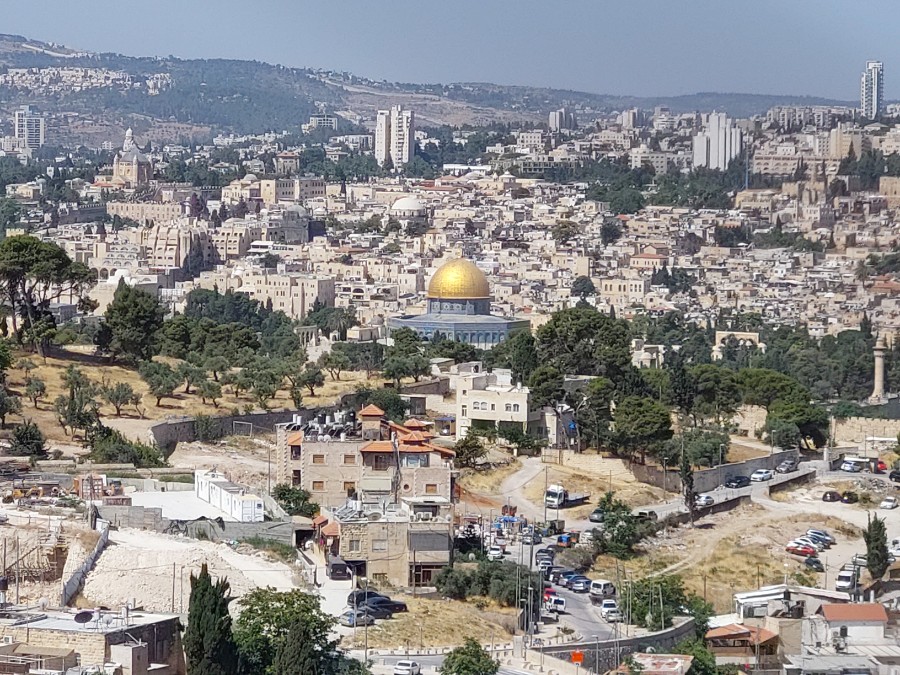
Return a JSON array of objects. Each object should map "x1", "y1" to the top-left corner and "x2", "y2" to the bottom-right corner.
[{"x1": 0, "y1": 33, "x2": 855, "y2": 143}]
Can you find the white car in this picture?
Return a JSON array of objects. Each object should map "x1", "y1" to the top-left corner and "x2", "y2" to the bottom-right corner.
[
  {"x1": 487, "y1": 545, "x2": 503, "y2": 561},
  {"x1": 393, "y1": 661, "x2": 422, "y2": 675},
  {"x1": 880, "y1": 496, "x2": 899, "y2": 510},
  {"x1": 793, "y1": 537, "x2": 825, "y2": 551},
  {"x1": 599, "y1": 599, "x2": 618, "y2": 619},
  {"x1": 694, "y1": 494, "x2": 714, "y2": 507},
  {"x1": 750, "y1": 469, "x2": 774, "y2": 482}
]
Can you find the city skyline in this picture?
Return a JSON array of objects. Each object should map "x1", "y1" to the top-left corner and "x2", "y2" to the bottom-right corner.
[{"x1": 3, "y1": 0, "x2": 900, "y2": 100}]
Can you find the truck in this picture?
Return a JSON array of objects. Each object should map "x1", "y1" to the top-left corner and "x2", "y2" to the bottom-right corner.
[{"x1": 544, "y1": 484, "x2": 590, "y2": 509}]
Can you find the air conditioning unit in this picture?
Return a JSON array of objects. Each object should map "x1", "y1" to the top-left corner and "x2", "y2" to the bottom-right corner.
[
  {"x1": 2, "y1": 636, "x2": 13, "y2": 645},
  {"x1": 418, "y1": 512, "x2": 433, "y2": 521}
]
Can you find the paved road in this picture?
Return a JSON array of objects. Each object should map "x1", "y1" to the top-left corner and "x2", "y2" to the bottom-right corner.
[{"x1": 371, "y1": 654, "x2": 531, "y2": 675}]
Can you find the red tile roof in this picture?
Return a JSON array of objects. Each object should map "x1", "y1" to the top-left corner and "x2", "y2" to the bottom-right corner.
[
  {"x1": 312, "y1": 515, "x2": 328, "y2": 527},
  {"x1": 706, "y1": 624, "x2": 777, "y2": 642},
  {"x1": 359, "y1": 404, "x2": 385, "y2": 417},
  {"x1": 403, "y1": 419, "x2": 430, "y2": 429},
  {"x1": 820, "y1": 603, "x2": 888, "y2": 622},
  {"x1": 321, "y1": 522, "x2": 340, "y2": 537}
]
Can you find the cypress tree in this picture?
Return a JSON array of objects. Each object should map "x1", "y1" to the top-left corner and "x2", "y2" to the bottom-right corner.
[
  {"x1": 865, "y1": 513, "x2": 889, "y2": 580},
  {"x1": 273, "y1": 620, "x2": 326, "y2": 675},
  {"x1": 183, "y1": 563, "x2": 239, "y2": 675}
]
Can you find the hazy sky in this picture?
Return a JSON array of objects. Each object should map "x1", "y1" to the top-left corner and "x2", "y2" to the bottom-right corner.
[{"x1": 4, "y1": 0, "x2": 897, "y2": 100}]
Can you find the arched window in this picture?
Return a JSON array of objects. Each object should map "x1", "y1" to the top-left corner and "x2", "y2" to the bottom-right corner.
[{"x1": 513, "y1": 404, "x2": 520, "y2": 412}]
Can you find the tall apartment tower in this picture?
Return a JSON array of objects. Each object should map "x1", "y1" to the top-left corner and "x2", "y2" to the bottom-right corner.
[
  {"x1": 692, "y1": 112, "x2": 742, "y2": 171},
  {"x1": 374, "y1": 105, "x2": 414, "y2": 167},
  {"x1": 548, "y1": 107, "x2": 577, "y2": 132},
  {"x1": 860, "y1": 60, "x2": 884, "y2": 119},
  {"x1": 14, "y1": 105, "x2": 45, "y2": 150}
]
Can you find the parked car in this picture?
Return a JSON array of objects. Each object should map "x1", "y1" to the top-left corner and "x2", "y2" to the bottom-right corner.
[
  {"x1": 558, "y1": 571, "x2": 581, "y2": 587},
  {"x1": 538, "y1": 558, "x2": 554, "y2": 573},
  {"x1": 793, "y1": 537, "x2": 824, "y2": 551},
  {"x1": 835, "y1": 569, "x2": 858, "y2": 591},
  {"x1": 840, "y1": 461, "x2": 863, "y2": 473},
  {"x1": 393, "y1": 661, "x2": 422, "y2": 675},
  {"x1": 822, "y1": 491, "x2": 842, "y2": 502},
  {"x1": 804, "y1": 557, "x2": 825, "y2": 572},
  {"x1": 806, "y1": 529, "x2": 835, "y2": 545},
  {"x1": 694, "y1": 494, "x2": 715, "y2": 507},
  {"x1": 851, "y1": 553, "x2": 868, "y2": 567},
  {"x1": 724, "y1": 475, "x2": 751, "y2": 488},
  {"x1": 550, "y1": 568, "x2": 573, "y2": 584},
  {"x1": 803, "y1": 532, "x2": 831, "y2": 548},
  {"x1": 364, "y1": 597, "x2": 408, "y2": 613},
  {"x1": 525, "y1": 531, "x2": 544, "y2": 545},
  {"x1": 841, "y1": 491, "x2": 859, "y2": 504},
  {"x1": 776, "y1": 459, "x2": 799, "y2": 473},
  {"x1": 598, "y1": 599, "x2": 619, "y2": 619},
  {"x1": 589, "y1": 507, "x2": 605, "y2": 523},
  {"x1": 545, "y1": 596, "x2": 567, "y2": 613},
  {"x1": 347, "y1": 590, "x2": 386, "y2": 607},
  {"x1": 605, "y1": 608, "x2": 624, "y2": 623},
  {"x1": 589, "y1": 579, "x2": 616, "y2": 598},
  {"x1": 487, "y1": 545, "x2": 504, "y2": 561},
  {"x1": 880, "y1": 496, "x2": 899, "y2": 509},
  {"x1": 750, "y1": 469, "x2": 774, "y2": 482},
  {"x1": 361, "y1": 603, "x2": 394, "y2": 620},
  {"x1": 569, "y1": 576, "x2": 592, "y2": 593},
  {"x1": 890, "y1": 470, "x2": 900, "y2": 483},
  {"x1": 339, "y1": 610, "x2": 375, "y2": 627},
  {"x1": 786, "y1": 544, "x2": 816, "y2": 557},
  {"x1": 876, "y1": 460, "x2": 888, "y2": 473}
]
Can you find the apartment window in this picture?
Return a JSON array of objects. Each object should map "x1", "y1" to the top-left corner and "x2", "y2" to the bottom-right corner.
[
  {"x1": 348, "y1": 539, "x2": 361, "y2": 553},
  {"x1": 343, "y1": 481, "x2": 357, "y2": 496},
  {"x1": 312, "y1": 454, "x2": 325, "y2": 464},
  {"x1": 311, "y1": 480, "x2": 325, "y2": 491},
  {"x1": 513, "y1": 404, "x2": 520, "y2": 412},
  {"x1": 461, "y1": 405, "x2": 467, "y2": 417},
  {"x1": 372, "y1": 539, "x2": 388, "y2": 552},
  {"x1": 491, "y1": 403, "x2": 496, "y2": 411},
  {"x1": 505, "y1": 404, "x2": 512, "y2": 412},
  {"x1": 373, "y1": 454, "x2": 391, "y2": 471},
  {"x1": 291, "y1": 469, "x2": 302, "y2": 486},
  {"x1": 343, "y1": 454, "x2": 357, "y2": 465},
  {"x1": 425, "y1": 484, "x2": 438, "y2": 495}
]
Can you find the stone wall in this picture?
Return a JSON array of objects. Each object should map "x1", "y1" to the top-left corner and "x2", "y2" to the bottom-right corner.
[
  {"x1": 96, "y1": 504, "x2": 302, "y2": 546},
  {"x1": 60, "y1": 518, "x2": 110, "y2": 606},
  {"x1": 832, "y1": 416, "x2": 900, "y2": 445},
  {"x1": 147, "y1": 409, "x2": 312, "y2": 452}
]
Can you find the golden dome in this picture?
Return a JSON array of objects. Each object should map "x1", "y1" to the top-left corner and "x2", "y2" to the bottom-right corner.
[{"x1": 427, "y1": 258, "x2": 491, "y2": 299}]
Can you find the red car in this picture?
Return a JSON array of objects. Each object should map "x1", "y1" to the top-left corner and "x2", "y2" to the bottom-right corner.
[{"x1": 786, "y1": 544, "x2": 816, "y2": 557}]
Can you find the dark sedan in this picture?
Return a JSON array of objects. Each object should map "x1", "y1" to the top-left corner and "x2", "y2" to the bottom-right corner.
[
  {"x1": 364, "y1": 596, "x2": 408, "y2": 613},
  {"x1": 890, "y1": 470, "x2": 900, "y2": 483},
  {"x1": 841, "y1": 491, "x2": 859, "y2": 504},
  {"x1": 822, "y1": 491, "x2": 842, "y2": 502},
  {"x1": 724, "y1": 476, "x2": 751, "y2": 488},
  {"x1": 348, "y1": 590, "x2": 386, "y2": 606}
]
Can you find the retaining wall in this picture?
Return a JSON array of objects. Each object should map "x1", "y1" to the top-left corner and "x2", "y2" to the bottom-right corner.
[
  {"x1": 768, "y1": 470, "x2": 816, "y2": 494},
  {"x1": 540, "y1": 617, "x2": 696, "y2": 673},
  {"x1": 147, "y1": 409, "x2": 314, "y2": 452},
  {"x1": 60, "y1": 518, "x2": 109, "y2": 606}
]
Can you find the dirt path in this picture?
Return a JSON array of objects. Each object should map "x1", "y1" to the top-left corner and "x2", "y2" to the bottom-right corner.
[{"x1": 499, "y1": 457, "x2": 546, "y2": 521}]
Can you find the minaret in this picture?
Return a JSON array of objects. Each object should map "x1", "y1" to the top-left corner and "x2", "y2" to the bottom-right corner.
[{"x1": 871, "y1": 335, "x2": 887, "y2": 403}]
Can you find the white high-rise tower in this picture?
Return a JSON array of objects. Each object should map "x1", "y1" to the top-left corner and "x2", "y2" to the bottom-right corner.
[
  {"x1": 860, "y1": 60, "x2": 884, "y2": 119},
  {"x1": 692, "y1": 112, "x2": 742, "y2": 171},
  {"x1": 14, "y1": 105, "x2": 45, "y2": 150},
  {"x1": 373, "y1": 105, "x2": 414, "y2": 168}
]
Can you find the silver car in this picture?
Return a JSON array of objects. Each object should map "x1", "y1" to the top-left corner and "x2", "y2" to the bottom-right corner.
[
  {"x1": 393, "y1": 661, "x2": 422, "y2": 675},
  {"x1": 570, "y1": 576, "x2": 591, "y2": 592}
]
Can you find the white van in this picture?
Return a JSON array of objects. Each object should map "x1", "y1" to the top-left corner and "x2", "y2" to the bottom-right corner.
[
  {"x1": 589, "y1": 579, "x2": 616, "y2": 598},
  {"x1": 835, "y1": 569, "x2": 857, "y2": 591}
]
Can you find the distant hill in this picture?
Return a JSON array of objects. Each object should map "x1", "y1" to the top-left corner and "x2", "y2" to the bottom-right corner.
[{"x1": 0, "y1": 34, "x2": 857, "y2": 144}]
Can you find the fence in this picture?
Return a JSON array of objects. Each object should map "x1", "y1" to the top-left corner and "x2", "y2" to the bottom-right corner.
[{"x1": 60, "y1": 517, "x2": 109, "y2": 606}]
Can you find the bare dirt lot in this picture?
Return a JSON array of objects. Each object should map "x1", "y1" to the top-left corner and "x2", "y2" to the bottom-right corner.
[
  {"x1": 81, "y1": 528, "x2": 297, "y2": 613},
  {"x1": 340, "y1": 595, "x2": 516, "y2": 650},
  {"x1": 167, "y1": 434, "x2": 275, "y2": 489}
]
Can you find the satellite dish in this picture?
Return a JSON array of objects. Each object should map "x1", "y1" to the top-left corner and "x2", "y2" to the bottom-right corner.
[{"x1": 74, "y1": 611, "x2": 94, "y2": 624}]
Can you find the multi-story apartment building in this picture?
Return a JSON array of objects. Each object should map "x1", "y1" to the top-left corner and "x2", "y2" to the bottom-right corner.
[
  {"x1": 861, "y1": 60, "x2": 884, "y2": 119},
  {"x1": 14, "y1": 105, "x2": 45, "y2": 150},
  {"x1": 307, "y1": 114, "x2": 339, "y2": 131},
  {"x1": 374, "y1": 106, "x2": 415, "y2": 167},
  {"x1": 275, "y1": 405, "x2": 456, "y2": 586},
  {"x1": 456, "y1": 368, "x2": 539, "y2": 438}
]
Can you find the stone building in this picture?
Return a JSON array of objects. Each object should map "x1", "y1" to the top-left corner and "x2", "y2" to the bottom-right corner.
[{"x1": 111, "y1": 129, "x2": 153, "y2": 188}]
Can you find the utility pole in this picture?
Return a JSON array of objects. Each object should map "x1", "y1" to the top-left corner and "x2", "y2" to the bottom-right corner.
[{"x1": 542, "y1": 466, "x2": 548, "y2": 524}]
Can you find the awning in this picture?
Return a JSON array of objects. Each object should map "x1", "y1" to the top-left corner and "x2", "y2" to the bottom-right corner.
[
  {"x1": 321, "y1": 522, "x2": 340, "y2": 537},
  {"x1": 312, "y1": 515, "x2": 328, "y2": 527}
]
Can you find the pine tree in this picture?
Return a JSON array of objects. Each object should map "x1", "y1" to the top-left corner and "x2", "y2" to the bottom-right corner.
[{"x1": 183, "y1": 564, "x2": 239, "y2": 675}]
